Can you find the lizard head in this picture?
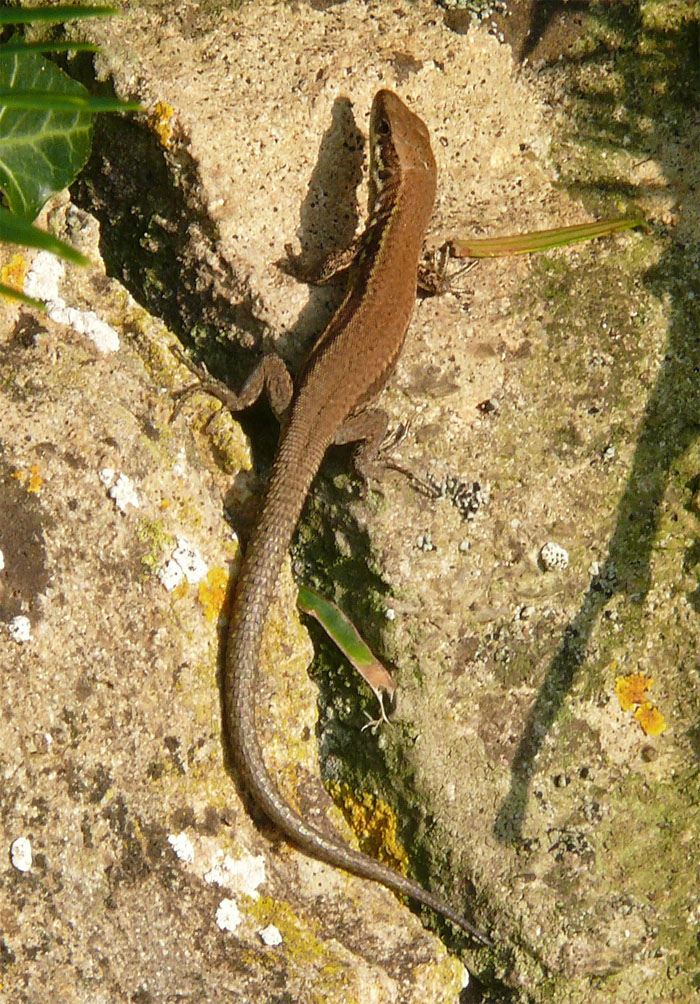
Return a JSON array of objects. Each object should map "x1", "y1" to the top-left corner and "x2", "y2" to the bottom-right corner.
[{"x1": 368, "y1": 89, "x2": 437, "y2": 209}]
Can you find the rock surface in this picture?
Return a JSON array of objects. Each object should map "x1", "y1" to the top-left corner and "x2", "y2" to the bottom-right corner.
[{"x1": 1, "y1": 2, "x2": 698, "y2": 1002}]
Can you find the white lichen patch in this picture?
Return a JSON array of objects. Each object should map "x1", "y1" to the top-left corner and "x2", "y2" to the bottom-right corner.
[
  {"x1": 98, "y1": 467, "x2": 116, "y2": 488},
  {"x1": 24, "y1": 251, "x2": 120, "y2": 353},
  {"x1": 204, "y1": 850, "x2": 266, "y2": 900},
  {"x1": 108, "y1": 473, "x2": 140, "y2": 513},
  {"x1": 157, "y1": 537, "x2": 208, "y2": 590},
  {"x1": 10, "y1": 836, "x2": 32, "y2": 872},
  {"x1": 24, "y1": 249, "x2": 63, "y2": 301},
  {"x1": 167, "y1": 831, "x2": 195, "y2": 864},
  {"x1": 157, "y1": 559, "x2": 186, "y2": 591},
  {"x1": 8, "y1": 616, "x2": 31, "y2": 643},
  {"x1": 215, "y1": 898, "x2": 241, "y2": 932},
  {"x1": 171, "y1": 539, "x2": 208, "y2": 582}
]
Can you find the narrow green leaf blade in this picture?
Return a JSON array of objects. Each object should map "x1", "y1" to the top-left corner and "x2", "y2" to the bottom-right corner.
[
  {"x1": 0, "y1": 281, "x2": 46, "y2": 310},
  {"x1": 0, "y1": 49, "x2": 93, "y2": 219},
  {"x1": 0, "y1": 41, "x2": 101, "y2": 55},
  {"x1": 0, "y1": 89, "x2": 141, "y2": 112},
  {"x1": 0, "y1": 6, "x2": 119, "y2": 25},
  {"x1": 297, "y1": 585, "x2": 396, "y2": 703},
  {"x1": 450, "y1": 217, "x2": 644, "y2": 258},
  {"x1": 0, "y1": 207, "x2": 89, "y2": 265}
]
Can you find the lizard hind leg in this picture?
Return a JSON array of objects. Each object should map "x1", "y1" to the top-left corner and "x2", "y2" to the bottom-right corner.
[
  {"x1": 333, "y1": 407, "x2": 390, "y2": 489},
  {"x1": 336, "y1": 409, "x2": 421, "y2": 494}
]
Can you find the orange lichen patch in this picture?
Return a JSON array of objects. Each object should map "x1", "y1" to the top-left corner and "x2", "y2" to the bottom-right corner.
[
  {"x1": 172, "y1": 581, "x2": 189, "y2": 602},
  {"x1": 633, "y1": 702, "x2": 666, "y2": 737},
  {"x1": 615, "y1": 672, "x2": 653, "y2": 712},
  {"x1": 198, "y1": 566, "x2": 229, "y2": 622},
  {"x1": 11, "y1": 464, "x2": 42, "y2": 493},
  {"x1": 614, "y1": 671, "x2": 666, "y2": 737},
  {"x1": 328, "y1": 781, "x2": 409, "y2": 874},
  {"x1": 27, "y1": 465, "x2": 42, "y2": 493},
  {"x1": 1, "y1": 253, "x2": 27, "y2": 294},
  {"x1": 152, "y1": 100, "x2": 175, "y2": 147}
]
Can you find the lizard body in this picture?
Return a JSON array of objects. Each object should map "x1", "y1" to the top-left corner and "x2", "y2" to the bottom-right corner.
[{"x1": 222, "y1": 90, "x2": 489, "y2": 945}]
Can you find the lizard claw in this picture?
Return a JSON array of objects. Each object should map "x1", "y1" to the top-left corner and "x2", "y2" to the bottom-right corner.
[{"x1": 361, "y1": 691, "x2": 394, "y2": 734}]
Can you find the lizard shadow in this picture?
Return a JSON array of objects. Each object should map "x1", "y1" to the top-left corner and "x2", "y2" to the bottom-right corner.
[
  {"x1": 209, "y1": 98, "x2": 371, "y2": 541},
  {"x1": 494, "y1": 9, "x2": 700, "y2": 844},
  {"x1": 275, "y1": 95, "x2": 366, "y2": 367},
  {"x1": 219, "y1": 95, "x2": 368, "y2": 494}
]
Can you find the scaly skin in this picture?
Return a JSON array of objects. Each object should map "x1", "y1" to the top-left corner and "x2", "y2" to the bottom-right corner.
[{"x1": 225, "y1": 90, "x2": 490, "y2": 946}]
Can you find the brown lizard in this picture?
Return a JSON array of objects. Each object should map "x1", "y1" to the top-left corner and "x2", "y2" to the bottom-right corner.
[{"x1": 177, "y1": 90, "x2": 491, "y2": 946}]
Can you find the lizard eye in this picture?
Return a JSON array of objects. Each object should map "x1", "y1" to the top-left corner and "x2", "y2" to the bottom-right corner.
[{"x1": 375, "y1": 117, "x2": 390, "y2": 136}]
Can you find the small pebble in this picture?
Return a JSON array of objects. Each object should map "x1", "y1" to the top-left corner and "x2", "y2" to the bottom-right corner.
[
  {"x1": 641, "y1": 745, "x2": 658, "y2": 763},
  {"x1": 11, "y1": 836, "x2": 32, "y2": 872},
  {"x1": 540, "y1": 541, "x2": 569, "y2": 571},
  {"x1": 8, "y1": 616, "x2": 31, "y2": 644},
  {"x1": 416, "y1": 532, "x2": 436, "y2": 552},
  {"x1": 259, "y1": 924, "x2": 283, "y2": 946}
]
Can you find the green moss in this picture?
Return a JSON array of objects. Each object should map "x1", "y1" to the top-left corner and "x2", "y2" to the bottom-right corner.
[
  {"x1": 602, "y1": 769, "x2": 700, "y2": 977},
  {"x1": 136, "y1": 516, "x2": 173, "y2": 572},
  {"x1": 246, "y1": 898, "x2": 362, "y2": 1003}
]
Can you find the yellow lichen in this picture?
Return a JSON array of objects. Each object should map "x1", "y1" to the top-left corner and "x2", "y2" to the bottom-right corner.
[
  {"x1": 615, "y1": 671, "x2": 666, "y2": 737},
  {"x1": 11, "y1": 464, "x2": 42, "y2": 493},
  {"x1": 0, "y1": 253, "x2": 27, "y2": 295},
  {"x1": 327, "y1": 782, "x2": 409, "y2": 874},
  {"x1": 198, "y1": 566, "x2": 229, "y2": 622},
  {"x1": 27, "y1": 465, "x2": 42, "y2": 494},
  {"x1": 615, "y1": 671, "x2": 653, "y2": 711},
  {"x1": 633, "y1": 701, "x2": 666, "y2": 737},
  {"x1": 152, "y1": 100, "x2": 175, "y2": 147}
]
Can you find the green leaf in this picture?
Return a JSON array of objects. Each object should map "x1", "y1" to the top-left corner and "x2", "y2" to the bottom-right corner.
[
  {"x1": 450, "y1": 217, "x2": 644, "y2": 259},
  {"x1": 0, "y1": 6, "x2": 119, "y2": 25},
  {"x1": 0, "y1": 89, "x2": 141, "y2": 112},
  {"x1": 0, "y1": 281, "x2": 46, "y2": 310},
  {"x1": 297, "y1": 584, "x2": 396, "y2": 728},
  {"x1": 0, "y1": 41, "x2": 101, "y2": 55},
  {"x1": 0, "y1": 207, "x2": 89, "y2": 265},
  {"x1": 0, "y1": 48, "x2": 93, "y2": 219}
]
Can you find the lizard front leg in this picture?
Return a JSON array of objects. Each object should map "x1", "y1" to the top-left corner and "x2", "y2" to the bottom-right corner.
[{"x1": 171, "y1": 346, "x2": 294, "y2": 425}]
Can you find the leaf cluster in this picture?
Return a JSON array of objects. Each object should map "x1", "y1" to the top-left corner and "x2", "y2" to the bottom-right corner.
[{"x1": 0, "y1": 4, "x2": 140, "y2": 307}]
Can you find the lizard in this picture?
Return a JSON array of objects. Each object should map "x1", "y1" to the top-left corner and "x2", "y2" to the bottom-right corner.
[{"x1": 177, "y1": 89, "x2": 491, "y2": 947}]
